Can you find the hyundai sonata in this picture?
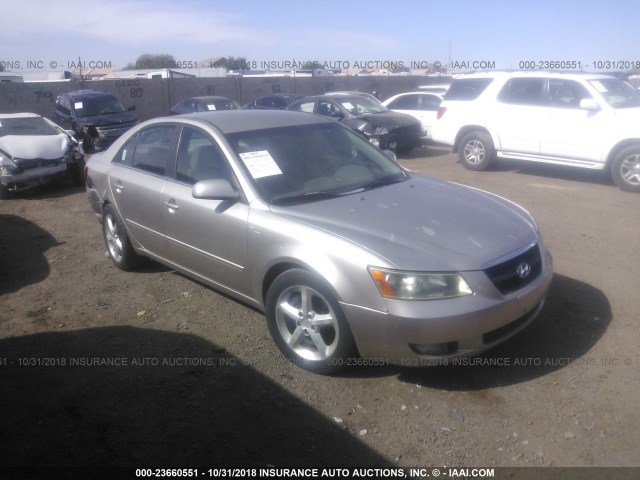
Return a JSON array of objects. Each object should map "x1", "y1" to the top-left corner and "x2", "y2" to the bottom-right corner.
[{"x1": 85, "y1": 110, "x2": 552, "y2": 373}]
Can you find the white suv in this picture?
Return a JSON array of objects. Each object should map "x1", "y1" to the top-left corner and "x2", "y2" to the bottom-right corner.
[{"x1": 432, "y1": 71, "x2": 640, "y2": 192}]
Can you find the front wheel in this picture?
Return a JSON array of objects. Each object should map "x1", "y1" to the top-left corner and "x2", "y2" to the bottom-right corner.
[
  {"x1": 102, "y1": 204, "x2": 143, "y2": 271},
  {"x1": 82, "y1": 135, "x2": 96, "y2": 153},
  {"x1": 458, "y1": 131, "x2": 495, "y2": 171},
  {"x1": 265, "y1": 268, "x2": 357, "y2": 374},
  {"x1": 70, "y1": 159, "x2": 85, "y2": 186},
  {"x1": 611, "y1": 146, "x2": 640, "y2": 192}
]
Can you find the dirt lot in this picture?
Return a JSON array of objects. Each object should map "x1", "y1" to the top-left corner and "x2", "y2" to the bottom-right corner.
[{"x1": 0, "y1": 147, "x2": 638, "y2": 478}]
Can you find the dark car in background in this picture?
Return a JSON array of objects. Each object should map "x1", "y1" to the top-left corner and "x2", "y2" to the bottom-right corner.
[
  {"x1": 169, "y1": 96, "x2": 240, "y2": 115},
  {"x1": 287, "y1": 94, "x2": 423, "y2": 153},
  {"x1": 244, "y1": 94, "x2": 304, "y2": 110},
  {"x1": 0, "y1": 113, "x2": 84, "y2": 198},
  {"x1": 52, "y1": 90, "x2": 138, "y2": 152}
]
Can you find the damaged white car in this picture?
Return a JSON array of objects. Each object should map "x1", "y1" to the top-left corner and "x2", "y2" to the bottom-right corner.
[{"x1": 0, "y1": 113, "x2": 85, "y2": 199}]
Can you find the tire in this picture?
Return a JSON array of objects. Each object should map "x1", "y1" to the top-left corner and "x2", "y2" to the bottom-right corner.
[
  {"x1": 82, "y1": 135, "x2": 96, "y2": 153},
  {"x1": 0, "y1": 183, "x2": 9, "y2": 200},
  {"x1": 102, "y1": 204, "x2": 143, "y2": 271},
  {"x1": 458, "y1": 131, "x2": 495, "y2": 171},
  {"x1": 265, "y1": 268, "x2": 357, "y2": 374},
  {"x1": 611, "y1": 146, "x2": 640, "y2": 192},
  {"x1": 70, "y1": 159, "x2": 85, "y2": 186}
]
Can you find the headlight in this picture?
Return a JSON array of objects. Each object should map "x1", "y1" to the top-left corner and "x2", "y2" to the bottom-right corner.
[
  {"x1": 369, "y1": 267, "x2": 473, "y2": 300},
  {"x1": 373, "y1": 126, "x2": 389, "y2": 136},
  {"x1": 0, "y1": 155, "x2": 18, "y2": 174}
]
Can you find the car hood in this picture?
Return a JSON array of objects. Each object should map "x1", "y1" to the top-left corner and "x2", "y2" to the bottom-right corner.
[
  {"x1": 76, "y1": 112, "x2": 138, "y2": 127},
  {"x1": 271, "y1": 175, "x2": 538, "y2": 271},
  {"x1": 357, "y1": 111, "x2": 420, "y2": 129},
  {"x1": 0, "y1": 133, "x2": 70, "y2": 160}
]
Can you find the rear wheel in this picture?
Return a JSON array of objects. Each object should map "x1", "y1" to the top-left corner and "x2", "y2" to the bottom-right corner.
[
  {"x1": 459, "y1": 131, "x2": 495, "y2": 171},
  {"x1": 265, "y1": 268, "x2": 357, "y2": 374},
  {"x1": 102, "y1": 204, "x2": 143, "y2": 270},
  {"x1": 611, "y1": 146, "x2": 640, "y2": 192}
]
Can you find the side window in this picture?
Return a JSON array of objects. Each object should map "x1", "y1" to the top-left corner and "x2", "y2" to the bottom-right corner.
[
  {"x1": 388, "y1": 95, "x2": 418, "y2": 110},
  {"x1": 114, "y1": 133, "x2": 138, "y2": 166},
  {"x1": 273, "y1": 97, "x2": 287, "y2": 109},
  {"x1": 131, "y1": 125, "x2": 176, "y2": 176},
  {"x1": 55, "y1": 96, "x2": 71, "y2": 116},
  {"x1": 256, "y1": 97, "x2": 271, "y2": 108},
  {"x1": 545, "y1": 79, "x2": 591, "y2": 108},
  {"x1": 498, "y1": 78, "x2": 545, "y2": 105},
  {"x1": 55, "y1": 101, "x2": 69, "y2": 116},
  {"x1": 445, "y1": 78, "x2": 493, "y2": 100},
  {"x1": 419, "y1": 94, "x2": 442, "y2": 111},
  {"x1": 316, "y1": 100, "x2": 340, "y2": 117},
  {"x1": 176, "y1": 127, "x2": 231, "y2": 185},
  {"x1": 290, "y1": 101, "x2": 315, "y2": 113}
]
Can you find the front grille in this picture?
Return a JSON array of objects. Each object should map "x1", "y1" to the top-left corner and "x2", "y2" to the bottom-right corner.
[
  {"x1": 393, "y1": 123, "x2": 423, "y2": 141},
  {"x1": 96, "y1": 122, "x2": 137, "y2": 140},
  {"x1": 16, "y1": 158, "x2": 64, "y2": 171},
  {"x1": 484, "y1": 244, "x2": 541, "y2": 295}
]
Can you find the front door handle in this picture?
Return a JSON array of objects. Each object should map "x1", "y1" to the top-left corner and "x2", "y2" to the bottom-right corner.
[{"x1": 164, "y1": 200, "x2": 179, "y2": 211}]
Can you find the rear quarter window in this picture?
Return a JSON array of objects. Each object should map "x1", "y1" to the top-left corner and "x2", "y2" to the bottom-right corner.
[{"x1": 445, "y1": 78, "x2": 494, "y2": 100}]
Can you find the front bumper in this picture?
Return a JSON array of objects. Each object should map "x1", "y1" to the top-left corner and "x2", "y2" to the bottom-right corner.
[
  {"x1": 342, "y1": 248, "x2": 553, "y2": 364},
  {"x1": 1, "y1": 163, "x2": 69, "y2": 192}
]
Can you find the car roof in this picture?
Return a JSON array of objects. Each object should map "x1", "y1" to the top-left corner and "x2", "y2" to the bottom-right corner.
[
  {"x1": 257, "y1": 94, "x2": 302, "y2": 98},
  {"x1": 186, "y1": 96, "x2": 233, "y2": 102},
  {"x1": 172, "y1": 109, "x2": 334, "y2": 134},
  {"x1": 298, "y1": 94, "x2": 369, "y2": 102},
  {"x1": 0, "y1": 112, "x2": 42, "y2": 119},
  {"x1": 64, "y1": 89, "x2": 116, "y2": 99}
]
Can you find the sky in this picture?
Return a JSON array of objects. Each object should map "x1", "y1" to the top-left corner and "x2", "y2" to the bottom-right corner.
[{"x1": 2, "y1": 0, "x2": 640, "y2": 73}]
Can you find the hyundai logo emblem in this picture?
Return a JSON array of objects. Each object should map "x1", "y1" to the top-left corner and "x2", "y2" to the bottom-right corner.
[{"x1": 516, "y1": 262, "x2": 531, "y2": 279}]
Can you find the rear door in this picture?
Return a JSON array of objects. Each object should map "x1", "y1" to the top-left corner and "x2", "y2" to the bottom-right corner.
[
  {"x1": 161, "y1": 125, "x2": 251, "y2": 297},
  {"x1": 109, "y1": 124, "x2": 178, "y2": 257},
  {"x1": 493, "y1": 77, "x2": 546, "y2": 154}
]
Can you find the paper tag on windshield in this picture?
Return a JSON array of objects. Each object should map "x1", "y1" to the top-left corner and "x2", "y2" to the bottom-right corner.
[
  {"x1": 207, "y1": 104, "x2": 216, "y2": 110},
  {"x1": 74, "y1": 102, "x2": 83, "y2": 109},
  {"x1": 341, "y1": 102, "x2": 354, "y2": 110},
  {"x1": 239, "y1": 150, "x2": 282, "y2": 178}
]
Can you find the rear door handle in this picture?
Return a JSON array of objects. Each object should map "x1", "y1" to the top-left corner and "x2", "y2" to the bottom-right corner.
[{"x1": 113, "y1": 180, "x2": 124, "y2": 192}]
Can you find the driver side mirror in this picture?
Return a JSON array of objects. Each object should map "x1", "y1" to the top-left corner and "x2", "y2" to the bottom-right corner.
[{"x1": 192, "y1": 179, "x2": 239, "y2": 201}]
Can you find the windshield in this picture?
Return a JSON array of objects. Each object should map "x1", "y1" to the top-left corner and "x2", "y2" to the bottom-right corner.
[
  {"x1": 227, "y1": 123, "x2": 408, "y2": 204},
  {"x1": 73, "y1": 95, "x2": 126, "y2": 116},
  {"x1": 206, "y1": 100, "x2": 239, "y2": 111},
  {"x1": 338, "y1": 97, "x2": 388, "y2": 115},
  {"x1": 0, "y1": 117, "x2": 60, "y2": 137},
  {"x1": 589, "y1": 78, "x2": 640, "y2": 108}
]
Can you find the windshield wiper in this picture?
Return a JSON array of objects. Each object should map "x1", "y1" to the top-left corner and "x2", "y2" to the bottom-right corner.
[
  {"x1": 271, "y1": 190, "x2": 352, "y2": 205},
  {"x1": 356, "y1": 174, "x2": 408, "y2": 192}
]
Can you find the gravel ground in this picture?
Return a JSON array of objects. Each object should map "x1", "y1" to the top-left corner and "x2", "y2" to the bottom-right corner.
[{"x1": 0, "y1": 146, "x2": 638, "y2": 479}]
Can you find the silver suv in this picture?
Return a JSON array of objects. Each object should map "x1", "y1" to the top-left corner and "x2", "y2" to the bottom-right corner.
[{"x1": 432, "y1": 71, "x2": 640, "y2": 192}]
